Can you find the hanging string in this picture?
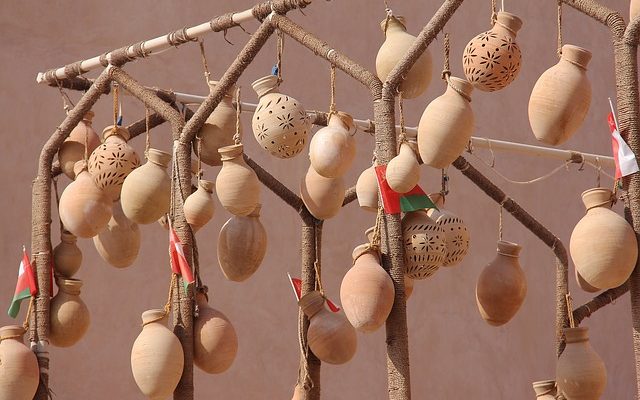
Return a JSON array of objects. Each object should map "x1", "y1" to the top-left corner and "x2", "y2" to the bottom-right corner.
[
  {"x1": 557, "y1": 0, "x2": 563, "y2": 57},
  {"x1": 196, "y1": 133, "x2": 203, "y2": 182},
  {"x1": 198, "y1": 39, "x2": 212, "y2": 84},
  {"x1": 163, "y1": 274, "x2": 177, "y2": 316},
  {"x1": 56, "y1": 82, "x2": 75, "y2": 114},
  {"x1": 566, "y1": 293, "x2": 575, "y2": 328},
  {"x1": 441, "y1": 33, "x2": 451, "y2": 82},
  {"x1": 275, "y1": 30, "x2": 285, "y2": 82},
  {"x1": 112, "y1": 83, "x2": 120, "y2": 128},
  {"x1": 383, "y1": 0, "x2": 394, "y2": 34},
  {"x1": 441, "y1": 169, "x2": 449, "y2": 198},
  {"x1": 498, "y1": 204, "x2": 504, "y2": 241},
  {"x1": 144, "y1": 106, "x2": 151, "y2": 158},
  {"x1": 397, "y1": 91, "x2": 406, "y2": 150},
  {"x1": 313, "y1": 222, "x2": 324, "y2": 297},
  {"x1": 491, "y1": 0, "x2": 498, "y2": 23},
  {"x1": 52, "y1": 177, "x2": 64, "y2": 234},
  {"x1": 329, "y1": 64, "x2": 337, "y2": 116},
  {"x1": 595, "y1": 156, "x2": 602, "y2": 187},
  {"x1": 22, "y1": 296, "x2": 34, "y2": 331},
  {"x1": 233, "y1": 86, "x2": 242, "y2": 145},
  {"x1": 368, "y1": 206, "x2": 384, "y2": 252}
]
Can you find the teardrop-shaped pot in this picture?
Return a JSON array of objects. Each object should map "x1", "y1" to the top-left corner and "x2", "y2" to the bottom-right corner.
[
  {"x1": 194, "y1": 293, "x2": 238, "y2": 374},
  {"x1": 309, "y1": 112, "x2": 356, "y2": 178},
  {"x1": 0, "y1": 326, "x2": 39, "y2": 400},
  {"x1": 58, "y1": 110, "x2": 101, "y2": 180},
  {"x1": 386, "y1": 142, "x2": 420, "y2": 194},
  {"x1": 532, "y1": 380, "x2": 557, "y2": 399},
  {"x1": 216, "y1": 144, "x2": 261, "y2": 216},
  {"x1": 427, "y1": 193, "x2": 471, "y2": 267},
  {"x1": 196, "y1": 82, "x2": 239, "y2": 166},
  {"x1": 300, "y1": 166, "x2": 345, "y2": 220},
  {"x1": 53, "y1": 230, "x2": 82, "y2": 277},
  {"x1": 355, "y1": 166, "x2": 378, "y2": 212},
  {"x1": 576, "y1": 267, "x2": 600, "y2": 293},
  {"x1": 93, "y1": 201, "x2": 140, "y2": 268},
  {"x1": 556, "y1": 327, "x2": 607, "y2": 399},
  {"x1": 184, "y1": 180, "x2": 216, "y2": 232},
  {"x1": 49, "y1": 278, "x2": 90, "y2": 347},
  {"x1": 401, "y1": 210, "x2": 446, "y2": 279}
]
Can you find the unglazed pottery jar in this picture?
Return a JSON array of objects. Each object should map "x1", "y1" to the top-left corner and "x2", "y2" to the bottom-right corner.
[
  {"x1": 309, "y1": 112, "x2": 356, "y2": 178},
  {"x1": 364, "y1": 227, "x2": 414, "y2": 300},
  {"x1": 184, "y1": 180, "x2": 216, "y2": 232},
  {"x1": 532, "y1": 380, "x2": 557, "y2": 399},
  {"x1": 194, "y1": 293, "x2": 238, "y2": 374},
  {"x1": 556, "y1": 327, "x2": 607, "y2": 400},
  {"x1": 576, "y1": 268, "x2": 600, "y2": 293},
  {"x1": 386, "y1": 142, "x2": 420, "y2": 194},
  {"x1": 570, "y1": 188, "x2": 637, "y2": 290},
  {"x1": 93, "y1": 201, "x2": 140, "y2": 268},
  {"x1": 0, "y1": 326, "x2": 39, "y2": 400},
  {"x1": 463, "y1": 12, "x2": 522, "y2": 92},
  {"x1": 197, "y1": 82, "x2": 238, "y2": 166},
  {"x1": 299, "y1": 291, "x2": 357, "y2": 365},
  {"x1": 251, "y1": 75, "x2": 311, "y2": 158},
  {"x1": 53, "y1": 230, "x2": 82, "y2": 277},
  {"x1": 427, "y1": 193, "x2": 470, "y2": 267},
  {"x1": 529, "y1": 45, "x2": 592, "y2": 146},
  {"x1": 58, "y1": 110, "x2": 101, "y2": 180},
  {"x1": 216, "y1": 144, "x2": 260, "y2": 216},
  {"x1": 356, "y1": 166, "x2": 378, "y2": 212},
  {"x1": 476, "y1": 241, "x2": 527, "y2": 326},
  {"x1": 131, "y1": 310, "x2": 184, "y2": 400},
  {"x1": 417, "y1": 77, "x2": 474, "y2": 168},
  {"x1": 376, "y1": 16, "x2": 432, "y2": 99},
  {"x1": 49, "y1": 278, "x2": 90, "y2": 347},
  {"x1": 401, "y1": 210, "x2": 446, "y2": 279},
  {"x1": 300, "y1": 166, "x2": 345, "y2": 220}
]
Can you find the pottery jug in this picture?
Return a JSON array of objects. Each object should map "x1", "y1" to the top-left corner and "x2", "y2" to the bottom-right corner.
[
  {"x1": 184, "y1": 180, "x2": 215, "y2": 232},
  {"x1": 356, "y1": 166, "x2": 378, "y2": 212},
  {"x1": 386, "y1": 142, "x2": 420, "y2": 194},
  {"x1": 364, "y1": 226, "x2": 415, "y2": 300},
  {"x1": 49, "y1": 278, "x2": 90, "y2": 347},
  {"x1": 556, "y1": 327, "x2": 607, "y2": 400},
  {"x1": 196, "y1": 82, "x2": 239, "y2": 166},
  {"x1": 58, "y1": 110, "x2": 101, "y2": 180},
  {"x1": 216, "y1": 144, "x2": 261, "y2": 216},
  {"x1": 0, "y1": 326, "x2": 39, "y2": 400},
  {"x1": 194, "y1": 293, "x2": 238, "y2": 374},
  {"x1": 309, "y1": 112, "x2": 356, "y2": 178},
  {"x1": 401, "y1": 210, "x2": 446, "y2": 279},
  {"x1": 53, "y1": 230, "x2": 82, "y2": 277},
  {"x1": 427, "y1": 193, "x2": 470, "y2": 267},
  {"x1": 301, "y1": 166, "x2": 345, "y2": 220},
  {"x1": 532, "y1": 380, "x2": 557, "y2": 399},
  {"x1": 93, "y1": 201, "x2": 140, "y2": 268}
]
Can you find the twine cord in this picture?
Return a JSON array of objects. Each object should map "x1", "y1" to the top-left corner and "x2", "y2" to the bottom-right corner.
[
  {"x1": 566, "y1": 293, "x2": 575, "y2": 328},
  {"x1": 441, "y1": 169, "x2": 450, "y2": 197},
  {"x1": 144, "y1": 106, "x2": 151, "y2": 158},
  {"x1": 329, "y1": 64, "x2": 337, "y2": 116},
  {"x1": 198, "y1": 40, "x2": 212, "y2": 84},
  {"x1": 368, "y1": 206, "x2": 384, "y2": 253},
  {"x1": 557, "y1": 0, "x2": 563, "y2": 57},
  {"x1": 196, "y1": 133, "x2": 203, "y2": 182},
  {"x1": 56, "y1": 81, "x2": 75, "y2": 114},
  {"x1": 233, "y1": 86, "x2": 242, "y2": 145},
  {"x1": 143, "y1": 274, "x2": 177, "y2": 326},
  {"x1": 397, "y1": 91, "x2": 406, "y2": 149},
  {"x1": 595, "y1": 156, "x2": 601, "y2": 187},
  {"x1": 112, "y1": 83, "x2": 120, "y2": 128},
  {"x1": 498, "y1": 203, "x2": 503, "y2": 241},
  {"x1": 441, "y1": 32, "x2": 451, "y2": 82},
  {"x1": 491, "y1": 0, "x2": 498, "y2": 23},
  {"x1": 52, "y1": 177, "x2": 64, "y2": 234},
  {"x1": 383, "y1": 3, "x2": 393, "y2": 35},
  {"x1": 313, "y1": 223, "x2": 324, "y2": 297},
  {"x1": 276, "y1": 30, "x2": 284, "y2": 82}
]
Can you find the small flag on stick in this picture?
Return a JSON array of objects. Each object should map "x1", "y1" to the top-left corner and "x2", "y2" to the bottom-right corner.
[
  {"x1": 8, "y1": 247, "x2": 37, "y2": 318},
  {"x1": 287, "y1": 274, "x2": 340, "y2": 312},
  {"x1": 374, "y1": 165, "x2": 437, "y2": 214},
  {"x1": 169, "y1": 221, "x2": 195, "y2": 293},
  {"x1": 609, "y1": 100, "x2": 639, "y2": 179}
]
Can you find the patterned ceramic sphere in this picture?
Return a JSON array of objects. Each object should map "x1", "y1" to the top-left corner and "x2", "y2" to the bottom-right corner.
[{"x1": 401, "y1": 210, "x2": 446, "y2": 279}]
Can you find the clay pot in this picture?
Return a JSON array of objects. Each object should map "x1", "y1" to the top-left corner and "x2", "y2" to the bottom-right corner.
[
  {"x1": 184, "y1": 180, "x2": 215, "y2": 232},
  {"x1": 93, "y1": 201, "x2": 140, "y2": 268},
  {"x1": 58, "y1": 110, "x2": 101, "y2": 180},
  {"x1": 576, "y1": 268, "x2": 600, "y2": 293},
  {"x1": 88, "y1": 125, "x2": 140, "y2": 201},
  {"x1": 529, "y1": 45, "x2": 592, "y2": 146},
  {"x1": 53, "y1": 230, "x2": 82, "y2": 277},
  {"x1": 217, "y1": 204, "x2": 267, "y2": 282},
  {"x1": 364, "y1": 226, "x2": 415, "y2": 300},
  {"x1": 194, "y1": 293, "x2": 238, "y2": 374},
  {"x1": 131, "y1": 309, "x2": 184, "y2": 400},
  {"x1": 340, "y1": 245, "x2": 394, "y2": 333},
  {"x1": 462, "y1": 11, "x2": 522, "y2": 92},
  {"x1": 299, "y1": 291, "x2": 357, "y2": 364},
  {"x1": 532, "y1": 380, "x2": 557, "y2": 399},
  {"x1": 386, "y1": 142, "x2": 420, "y2": 194},
  {"x1": 291, "y1": 385, "x2": 305, "y2": 400},
  {"x1": 49, "y1": 278, "x2": 90, "y2": 347},
  {"x1": 633, "y1": 0, "x2": 640, "y2": 21},
  {"x1": 570, "y1": 188, "x2": 637, "y2": 290},
  {"x1": 417, "y1": 77, "x2": 474, "y2": 168},
  {"x1": 476, "y1": 241, "x2": 527, "y2": 326},
  {"x1": 556, "y1": 327, "x2": 607, "y2": 400},
  {"x1": 401, "y1": 210, "x2": 446, "y2": 279},
  {"x1": 59, "y1": 161, "x2": 112, "y2": 238},
  {"x1": 0, "y1": 326, "x2": 39, "y2": 400},
  {"x1": 427, "y1": 193, "x2": 471, "y2": 267},
  {"x1": 376, "y1": 16, "x2": 432, "y2": 99},
  {"x1": 300, "y1": 166, "x2": 345, "y2": 220},
  {"x1": 196, "y1": 82, "x2": 238, "y2": 166},
  {"x1": 309, "y1": 112, "x2": 356, "y2": 178},
  {"x1": 355, "y1": 166, "x2": 378, "y2": 212},
  {"x1": 216, "y1": 144, "x2": 260, "y2": 216},
  {"x1": 251, "y1": 75, "x2": 311, "y2": 159}
]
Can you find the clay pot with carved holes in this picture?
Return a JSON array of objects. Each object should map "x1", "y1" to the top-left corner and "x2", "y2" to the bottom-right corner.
[
  {"x1": 386, "y1": 142, "x2": 420, "y2": 194},
  {"x1": 309, "y1": 112, "x2": 356, "y2": 178},
  {"x1": 356, "y1": 166, "x2": 378, "y2": 212},
  {"x1": 58, "y1": 110, "x2": 101, "y2": 180},
  {"x1": 184, "y1": 180, "x2": 215, "y2": 232},
  {"x1": 0, "y1": 326, "x2": 39, "y2": 400},
  {"x1": 556, "y1": 327, "x2": 607, "y2": 400},
  {"x1": 401, "y1": 210, "x2": 446, "y2": 279},
  {"x1": 300, "y1": 166, "x2": 345, "y2": 220},
  {"x1": 49, "y1": 278, "x2": 90, "y2": 347},
  {"x1": 216, "y1": 144, "x2": 261, "y2": 216},
  {"x1": 53, "y1": 230, "x2": 82, "y2": 277},
  {"x1": 427, "y1": 193, "x2": 470, "y2": 267},
  {"x1": 197, "y1": 82, "x2": 238, "y2": 166},
  {"x1": 93, "y1": 201, "x2": 140, "y2": 268},
  {"x1": 194, "y1": 293, "x2": 238, "y2": 374}
]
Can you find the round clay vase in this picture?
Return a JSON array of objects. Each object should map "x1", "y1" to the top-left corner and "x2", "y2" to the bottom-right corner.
[
  {"x1": 401, "y1": 210, "x2": 446, "y2": 279},
  {"x1": 633, "y1": 0, "x2": 640, "y2": 21},
  {"x1": 556, "y1": 327, "x2": 607, "y2": 400},
  {"x1": 299, "y1": 291, "x2": 357, "y2": 365},
  {"x1": 340, "y1": 244, "x2": 395, "y2": 333},
  {"x1": 49, "y1": 278, "x2": 90, "y2": 347},
  {"x1": 417, "y1": 77, "x2": 474, "y2": 168},
  {"x1": 427, "y1": 193, "x2": 471, "y2": 267},
  {"x1": 58, "y1": 110, "x2": 101, "y2": 180},
  {"x1": 217, "y1": 204, "x2": 267, "y2": 282},
  {"x1": 88, "y1": 125, "x2": 140, "y2": 201},
  {"x1": 251, "y1": 75, "x2": 311, "y2": 159},
  {"x1": 356, "y1": 166, "x2": 378, "y2": 212},
  {"x1": 462, "y1": 11, "x2": 523, "y2": 92},
  {"x1": 59, "y1": 161, "x2": 112, "y2": 238},
  {"x1": 184, "y1": 180, "x2": 216, "y2": 232},
  {"x1": 309, "y1": 112, "x2": 356, "y2": 178},
  {"x1": 194, "y1": 293, "x2": 238, "y2": 374},
  {"x1": 53, "y1": 230, "x2": 82, "y2": 277},
  {"x1": 365, "y1": 227, "x2": 414, "y2": 300},
  {"x1": 576, "y1": 268, "x2": 600, "y2": 293},
  {"x1": 300, "y1": 166, "x2": 345, "y2": 220},
  {"x1": 386, "y1": 142, "x2": 420, "y2": 194},
  {"x1": 528, "y1": 45, "x2": 592, "y2": 146},
  {"x1": 216, "y1": 144, "x2": 261, "y2": 216},
  {"x1": 0, "y1": 326, "x2": 39, "y2": 400},
  {"x1": 196, "y1": 82, "x2": 238, "y2": 166},
  {"x1": 376, "y1": 16, "x2": 432, "y2": 99},
  {"x1": 476, "y1": 241, "x2": 527, "y2": 326},
  {"x1": 93, "y1": 201, "x2": 140, "y2": 268},
  {"x1": 570, "y1": 188, "x2": 638, "y2": 290},
  {"x1": 532, "y1": 380, "x2": 557, "y2": 399},
  {"x1": 131, "y1": 309, "x2": 184, "y2": 400}
]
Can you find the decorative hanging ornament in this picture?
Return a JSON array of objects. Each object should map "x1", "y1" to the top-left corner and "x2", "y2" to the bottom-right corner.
[
  {"x1": 401, "y1": 210, "x2": 446, "y2": 279},
  {"x1": 193, "y1": 292, "x2": 238, "y2": 374},
  {"x1": 427, "y1": 193, "x2": 470, "y2": 267},
  {"x1": 196, "y1": 82, "x2": 238, "y2": 166},
  {"x1": 556, "y1": 326, "x2": 607, "y2": 399},
  {"x1": 355, "y1": 166, "x2": 378, "y2": 212},
  {"x1": 309, "y1": 112, "x2": 356, "y2": 178},
  {"x1": 0, "y1": 326, "x2": 39, "y2": 400},
  {"x1": 93, "y1": 200, "x2": 140, "y2": 268},
  {"x1": 53, "y1": 230, "x2": 82, "y2": 277},
  {"x1": 532, "y1": 380, "x2": 557, "y2": 399},
  {"x1": 49, "y1": 278, "x2": 90, "y2": 347},
  {"x1": 215, "y1": 144, "x2": 261, "y2": 216},
  {"x1": 184, "y1": 180, "x2": 216, "y2": 232},
  {"x1": 58, "y1": 110, "x2": 101, "y2": 180},
  {"x1": 300, "y1": 166, "x2": 345, "y2": 220}
]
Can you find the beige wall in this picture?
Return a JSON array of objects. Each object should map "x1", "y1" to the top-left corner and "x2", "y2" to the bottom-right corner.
[{"x1": 0, "y1": 0, "x2": 636, "y2": 398}]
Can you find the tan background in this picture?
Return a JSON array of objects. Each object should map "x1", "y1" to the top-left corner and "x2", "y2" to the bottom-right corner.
[{"x1": 0, "y1": 0, "x2": 636, "y2": 398}]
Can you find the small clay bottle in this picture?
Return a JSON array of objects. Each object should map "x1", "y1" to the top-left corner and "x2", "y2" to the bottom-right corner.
[
  {"x1": 49, "y1": 278, "x2": 90, "y2": 347},
  {"x1": 193, "y1": 292, "x2": 238, "y2": 374},
  {"x1": 53, "y1": 230, "x2": 82, "y2": 277},
  {"x1": 355, "y1": 166, "x2": 378, "y2": 212},
  {"x1": 309, "y1": 112, "x2": 356, "y2": 178},
  {"x1": 216, "y1": 144, "x2": 261, "y2": 216},
  {"x1": 58, "y1": 110, "x2": 101, "y2": 180},
  {"x1": 0, "y1": 326, "x2": 39, "y2": 400},
  {"x1": 300, "y1": 166, "x2": 345, "y2": 220},
  {"x1": 184, "y1": 180, "x2": 216, "y2": 232},
  {"x1": 196, "y1": 82, "x2": 238, "y2": 166},
  {"x1": 556, "y1": 327, "x2": 607, "y2": 400},
  {"x1": 386, "y1": 142, "x2": 420, "y2": 194}
]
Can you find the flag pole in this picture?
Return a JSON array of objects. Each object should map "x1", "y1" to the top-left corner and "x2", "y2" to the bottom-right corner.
[
  {"x1": 609, "y1": 97, "x2": 620, "y2": 130},
  {"x1": 287, "y1": 273, "x2": 300, "y2": 301}
]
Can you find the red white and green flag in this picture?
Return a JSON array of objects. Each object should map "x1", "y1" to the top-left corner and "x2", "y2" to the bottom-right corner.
[
  {"x1": 608, "y1": 110, "x2": 639, "y2": 179},
  {"x1": 169, "y1": 223, "x2": 195, "y2": 293},
  {"x1": 7, "y1": 247, "x2": 37, "y2": 318},
  {"x1": 287, "y1": 273, "x2": 340, "y2": 312},
  {"x1": 374, "y1": 165, "x2": 437, "y2": 214}
]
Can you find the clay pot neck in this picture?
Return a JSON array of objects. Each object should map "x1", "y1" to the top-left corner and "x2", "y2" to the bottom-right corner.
[
  {"x1": 496, "y1": 240, "x2": 522, "y2": 258},
  {"x1": 0, "y1": 325, "x2": 26, "y2": 342},
  {"x1": 428, "y1": 192, "x2": 445, "y2": 209},
  {"x1": 380, "y1": 15, "x2": 407, "y2": 34},
  {"x1": 560, "y1": 45, "x2": 592, "y2": 70},
  {"x1": 248, "y1": 204, "x2": 262, "y2": 217},
  {"x1": 102, "y1": 125, "x2": 131, "y2": 142},
  {"x1": 352, "y1": 244, "x2": 380, "y2": 264},
  {"x1": 60, "y1": 231, "x2": 77, "y2": 243},
  {"x1": 328, "y1": 112, "x2": 355, "y2": 133},
  {"x1": 564, "y1": 326, "x2": 589, "y2": 343},
  {"x1": 141, "y1": 309, "x2": 168, "y2": 326},
  {"x1": 207, "y1": 80, "x2": 236, "y2": 99},
  {"x1": 532, "y1": 380, "x2": 556, "y2": 396},
  {"x1": 252, "y1": 75, "x2": 281, "y2": 97},
  {"x1": 73, "y1": 160, "x2": 89, "y2": 177},
  {"x1": 219, "y1": 144, "x2": 244, "y2": 161},
  {"x1": 198, "y1": 180, "x2": 215, "y2": 193},
  {"x1": 57, "y1": 278, "x2": 83, "y2": 295},
  {"x1": 398, "y1": 142, "x2": 417, "y2": 159},
  {"x1": 299, "y1": 291, "x2": 326, "y2": 318},
  {"x1": 146, "y1": 149, "x2": 172, "y2": 168},
  {"x1": 492, "y1": 11, "x2": 522, "y2": 37},
  {"x1": 195, "y1": 292, "x2": 210, "y2": 308},
  {"x1": 82, "y1": 110, "x2": 95, "y2": 124},
  {"x1": 581, "y1": 188, "x2": 614, "y2": 211},
  {"x1": 447, "y1": 77, "x2": 473, "y2": 101}
]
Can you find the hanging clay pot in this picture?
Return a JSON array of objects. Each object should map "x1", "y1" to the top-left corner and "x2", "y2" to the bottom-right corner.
[
  {"x1": 88, "y1": 125, "x2": 140, "y2": 201},
  {"x1": 386, "y1": 142, "x2": 420, "y2": 194},
  {"x1": 53, "y1": 230, "x2": 82, "y2": 277},
  {"x1": 417, "y1": 77, "x2": 474, "y2": 168},
  {"x1": 194, "y1": 293, "x2": 238, "y2": 374},
  {"x1": 59, "y1": 160, "x2": 112, "y2": 238},
  {"x1": 476, "y1": 241, "x2": 527, "y2": 326},
  {"x1": 300, "y1": 166, "x2": 345, "y2": 220},
  {"x1": 0, "y1": 326, "x2": 39, "y2": 400},
  {"x1": 299, "y1": 291, "x2": 357, "y2": 365},
  {"x1": 376, "y1": 16, "x2": 433, "y2": 99},
  {"x1": 216, "y1": 144, "x2": 260, "y2": 216},
  {"x1": 528, "y1": 45, "x2": 592, "y2": 146},
  {"x1": 356, "y1": 166, "x2": 378, "y2": 212},
  {"x1": 532, "y1": 380, "x2": 557, "y2": 399},
  {"x1": 401, "y1": 210, "x2": 446, "y2": 279},
  {"x1": 633, "y1": 0, "x2": 640, "y2": 21},
  {"x1": 427, "y1": 193, "x2": 471, "y2": 267},
  {"x1": 196, "y1": 82, "x2": 239, "y2": 166},
  {"x1": 309, "y1": 112, "x2": 356, "y2": 178},
  {"x1": 462, "y1": 11, "x2": 523, "y2": 92},
  {"x1": 570, "y1": 188, "x2": 637, "y2": 290},
  {"x1": 131, "y1": 309, "x2": 184, "y2": 400},
  {"x1": 556, "y1": 327, "x2": 607, "y2": 400},
  {"x1": 340, "y1": 244, "x2": 395, "y2": 333},
  {"x1": 291, "y1": 385, "x2": 305, "y2": 400},
  {"x1": 93, "y1": 201, "x2": 140, "y2": 268},
  {"x1": 49, "y1": 278, "x2": 90, "y2": 347},
  {"x1": 218, "y1": 205, "x2": 267, "y2": 282},
  {"x1": 576, "y1": 268, "x2": 600, "y2": 293},
  {"x1": 251, "y1": 75, "x2": 311, "y2": 159},
  {"x1": 58, "y1": 110, "x2": 101, "y2": 180},
  {"x1": 184, "y1": 180, "x2": 215, "y2": 232}
]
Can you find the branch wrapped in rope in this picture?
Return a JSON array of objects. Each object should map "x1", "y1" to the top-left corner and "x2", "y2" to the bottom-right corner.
[{"x1": 573, "y1": 282, "x2": 630, "y2": 325}]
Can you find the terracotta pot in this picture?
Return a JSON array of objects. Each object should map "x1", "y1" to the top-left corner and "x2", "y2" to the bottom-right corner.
[
  {"x1": 476, "y1": 241, "x2": 527, "y2": 326},
  {"x1": 58, "y1": 110, "x2": 101, "y2": 180},
  {"x1": 131, "y1": 309, "x2": 184, "y2": 400},
  {"x1": 49, "y1": 278, "x2": 90, "y2": 347},
  {"x1": 570, "y1": 188, "x2": 637, "y2": 290},
  {"x1": 463, "y1": 11, "x2": 522, "y2": 92},
  {"x1": 59, "y1": 161, "x2": 112, "y2": 238},
  {"x1": 376, "y1": 16, "x2": 432, "y2": 99},
  {"x1": 88, "y1": 125, "x2": 140, "y2": 201},
  {"x1": 401, "y1": 210, "x2": 446, "y2": 279},
  {"x1": 184, "y1": 180, "x2": 215, "y2": 232},
  {"x1": 218, "y1": 204, "x2": 267, "y2": 282},
  {"x1": 299, "y1": 291, "x2": 357, "y2": 364},
  {"x1": 93, "y1": 201, "x2": 140, "y2": 268},
  {"x1": 53, "y1": 230, "x2": 82, "y2": 277},
  {"x1": 386, "y1": 142, "x2": 420, "y2": 194},
  {"x1": 528, "y1": 45, "x2": 592, "y2": 146},
  {"x1": 216, "y1": 144, "x2": 261, "y2": 216},
  {"x1": 633, "y1": 0, "x2": 640, "y2": 21},
  {"x1": 194, "y1": 293, "x2": 238, "y2": 374},
  {"x1": 196, "y1": 82, "x2": 238, "y2": 166},
  {"x1": 417, "y1": 77, "x2": 474, "y2": 168},
  {"x1": 427, "y1": 193, "x2": 471, "y2": 267},
  {"x1": 532, "y1": 380, "x2": 557, "y2": 399},
  {"x1": 309, "y1": 112, "x2": 356, "y2": 178},
  {"x1": 355, "y1": 166, "x2": 378, "y2": 212},
  {"x1": 300, "y1": 166, "x2": 345, "y2": 220},
  {"x1": 0, "y1": 326, "x2": 39, "y2": 400},
  {"x1": 251, "y1": 75, "x2": 311, "y2": 159},
  {"x1": 340, "y1": 244, "x2": 394, "y2": 333},
  {"x1": 291, "y1": 385, "x2": 305, "y2": 400},
  {"x1": 556, "y1": 327, "x2": 607, "y2": 400},
  {"x1": 576, "y1": 268, "x2": 600, "y2": 293}
]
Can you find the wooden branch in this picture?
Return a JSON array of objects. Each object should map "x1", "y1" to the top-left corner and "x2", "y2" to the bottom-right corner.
[
  {"x1": 560, "y1": 0, "x2": 625, "y2": 40},
  {"x1": 342, "y1": 185, "x2": 356, "y2": 207},
  {"x1": 573, "y1": 282, "x2": 630, "y2": 326}
]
